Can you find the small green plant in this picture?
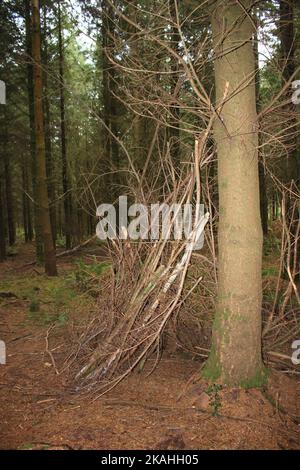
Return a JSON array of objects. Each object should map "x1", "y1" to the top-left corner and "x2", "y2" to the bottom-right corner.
[
  {"x1": 27, "y1": 309, "x2": 69, "y2": 326},
  {"x1": 263, "y1": 232, "x2": 280, "y2": 256},
  {"x1": 29, "y1": 298, "x2": 40, "y2": 313},
  {"x1": 205, "y1": 383, "x2": 223, "y2": 416},
  {"x1": 57, "y1": 312, "x2": 68, "y2": 325},
  {"x1": 263, "y1": 289, "x2": 283, "y2": 305},
  {"x1": 6, "y1": 245, "x2": 18, "y2": 257},
  {"x1": 69, "y1": 258, "x2": 110, "y2": 293},
  {"x1": 19, "y1": 443, "x2": 33, "y2": 450},
  {"x1": 50, "y1": 285, "x2": 75, "y2": 307},
  {"x1": 55, "y1": 236, "x2": 67, "y2": 248},
  {"x1": 262, "y1": 266, "x2": 277, "y2": 277}
]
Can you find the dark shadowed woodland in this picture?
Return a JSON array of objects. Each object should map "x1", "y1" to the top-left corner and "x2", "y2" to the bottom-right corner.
[{"x1": 0, "y1": 0, "x2": 300, "y2": 451}]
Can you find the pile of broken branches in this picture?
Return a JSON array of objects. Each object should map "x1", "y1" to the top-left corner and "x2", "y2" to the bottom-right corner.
[{"x1": 69, "y1": 138, "x2": 210, "y2": 396}]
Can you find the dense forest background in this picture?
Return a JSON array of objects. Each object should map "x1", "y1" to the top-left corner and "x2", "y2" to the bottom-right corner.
[{"x1": 0, "y1": 0, "x2": 298, "y2": 262}]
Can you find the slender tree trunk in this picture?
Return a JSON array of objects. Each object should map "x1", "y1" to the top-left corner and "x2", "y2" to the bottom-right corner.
[
  {"x1": 279, "y1": 0, "x2": 300, "y2": 281},
  {"x1": 168, "y1": 0, "x2": 180, "y2": 164},
  {"x1": 58, "y1": 3, "x2": 72, "y2": 249},
  {"x1": 204, "y1": 1, "x2": 265, "y2": 386},
  {"x1": 102, "y1": 0, "x2": 120, "y2": 201},
  {"x1": 25, "y1": 0, "x2": 43, "y2": 261},
  {"x1": 2, "y1": 118, "x2": 15, "y2": 246},
  {"x1": 122, "y1": 1, "x2": 151, "y2": 173},
  {"x1": 102, "y1": 22, "x2": 111, "y2": 177},
  {"x1": 31, "y1": 0, "x2": 57, "y2": 276},
  {"x1": 22, "y1": 163, "x2": 29, "y2": 242},
  {"x1": 22, "y1": 154, "x2": 33, "y2": 243},
  {"x1": 0, "y1": 85, "x2": 7, "y2": 259},
  {"x1": 254, "y1": 22, "x2": 268, "y2": 236},
  {"x1": 0, "y1": 166, "x2": 6, "y2": 261},
  {"x1": 4, "y1": 154, "x2": 15, "y2": 246},
  {"x1": 259, "y1": 163, "x2": 268, "y2": 236},
  {"x1": 57, "y1": 202, "x2": 62, "y2": 238},
  {"x1": 42, "y1": 3, "x2": 57, "y2": 245},
  {"x1": 272, "y1": 192, "x2": 279, "y2": 221}
]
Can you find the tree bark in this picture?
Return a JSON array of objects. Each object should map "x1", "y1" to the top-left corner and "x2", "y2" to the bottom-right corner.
[
  {"x1": 203, "y1": 0, "x2": 265, "y2": 386},
  {"x1": 0, "y1": 165, "x2": 6, "y2": 261},
  {"x1": 279, "y1": 0, "x2": 299, "y2": 281},
  {"x1": 2, "y1": 118, "x2": 15, "y2": 246},
  {"x1": 102, "y1": 0, "x2": 120, "y2": 201},
  {"x1": 21, "y1": 149, "x2": 34, "y2": 243},
  {"x1": 31, "y1": 0, "x2": 57, "y2": 276},
  {"x1": 42, "y1": 3, "x2": 57, "y2": 245},
  {"x1": 4, "y1": 154, "x2": 15, "y2": 246},
  {"x1": 25, "y1": 0, "x2": 43, "y2": 261},
  {"x1": 254, "y1": 20, "x2": 268, "y2": 236},
  {"x1": 168, "y1": 0, "x2": 181, "y2": 165},
  {"x1": 58, "y1": 3, "x2": 72, "y2": 249}
]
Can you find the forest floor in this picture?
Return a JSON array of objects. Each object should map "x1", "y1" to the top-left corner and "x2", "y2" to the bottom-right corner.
[{"x1": 0, "y1": 242, "x2": 300, "y2": 450}]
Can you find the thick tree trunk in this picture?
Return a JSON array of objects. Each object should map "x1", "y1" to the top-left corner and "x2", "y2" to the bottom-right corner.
[
  {"x1": 204, "y1": 0, "x2": 265, "y2": 386},
  {"x1": 42, "y1": 4, "x2": 57, "y2": 245},
  {"x1": 31, "y1": 0, "x2": 57, "y2": 276},
  {"x1": 58, "y1": 3, "x2": 72, "y2": 249},
  {"x1": 25, "y1": 0, "x2": 43, "y2": 261}
]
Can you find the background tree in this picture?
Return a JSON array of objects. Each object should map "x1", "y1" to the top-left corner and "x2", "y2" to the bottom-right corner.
[
  {"x1": 31, "y1": 0, "x2": 57, "y2": 276},
  {"x1": 279, "y1": 0, "x2": 299, "y2": 281}
]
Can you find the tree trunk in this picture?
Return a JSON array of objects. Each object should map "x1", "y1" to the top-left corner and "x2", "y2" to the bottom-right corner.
[
  {"x1": 254, "y1": 21, "x2": 268, "y2": 236},
  {"x1": 4, "y1": 154, "x2": 15, "y2": 246},
  {"x1": 25, "y1": 0, "x2": 43, "y2": 261},
  {"x1": 2, "y1": 118, "x2": 15, "y2": 246},
  {"x1": 203, "y1": 1, "x2": 265, "y2": 386},
  {"x1": 168, "y1": 0, "x2": 181, "y2": 165},
  {"x1": 22, "y1": 152, "x2": 33, "y2": 243},
  {"x1": 58, "y1": 3, "x2": 72, "y2": 249},
  {"x1": 279, "y1": 0, "x2": 299, "y2": 281},
  {"x1": 42, "y1": 3, "x2": 57, "y2": 245},
  {"x1": 0, "y1": 166, "x2": 6, "y2": 261},
  {"x1": 259, "y1": 162, "x2": 268, "y2": 236},
  {"x1": 31, "y1": 0, "x2": 57, "y2": 276},
  {"x1": 102, "y1": 0, "x2": 120, "y2": 201},
  {"x1": 22, "y1": 164, "x2": 29, "y2": 242}
]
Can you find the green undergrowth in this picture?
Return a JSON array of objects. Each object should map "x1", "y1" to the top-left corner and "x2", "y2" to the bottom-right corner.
[
  {"x1": 67, "y1": 258, "x2": 111, "y2": 294},
  {"x1": 205, "y1": 383, "x2": 223, "y2": 416},
  {"x1": 0, "y1": 258, "x2": 110, "y2": 326},
  {"x1": 263, "y1": 230, "x2": 280, "y2": 257}
]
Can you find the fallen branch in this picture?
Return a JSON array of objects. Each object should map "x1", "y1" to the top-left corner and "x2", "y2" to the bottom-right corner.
[
  {"x1": 56, "y1": 235, "x2": 97, "y2": 258},
  {"x1": 22, "y1": 235, "x2": 97, "y2": 267},
  {"x1": 45, "y1": 326, "x2": 59, "y2": 375}
]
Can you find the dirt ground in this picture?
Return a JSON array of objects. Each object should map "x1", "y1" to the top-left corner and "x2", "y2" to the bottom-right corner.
[{"x1": 0, "y1": 243, "x2": 300, "y2": 450}]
